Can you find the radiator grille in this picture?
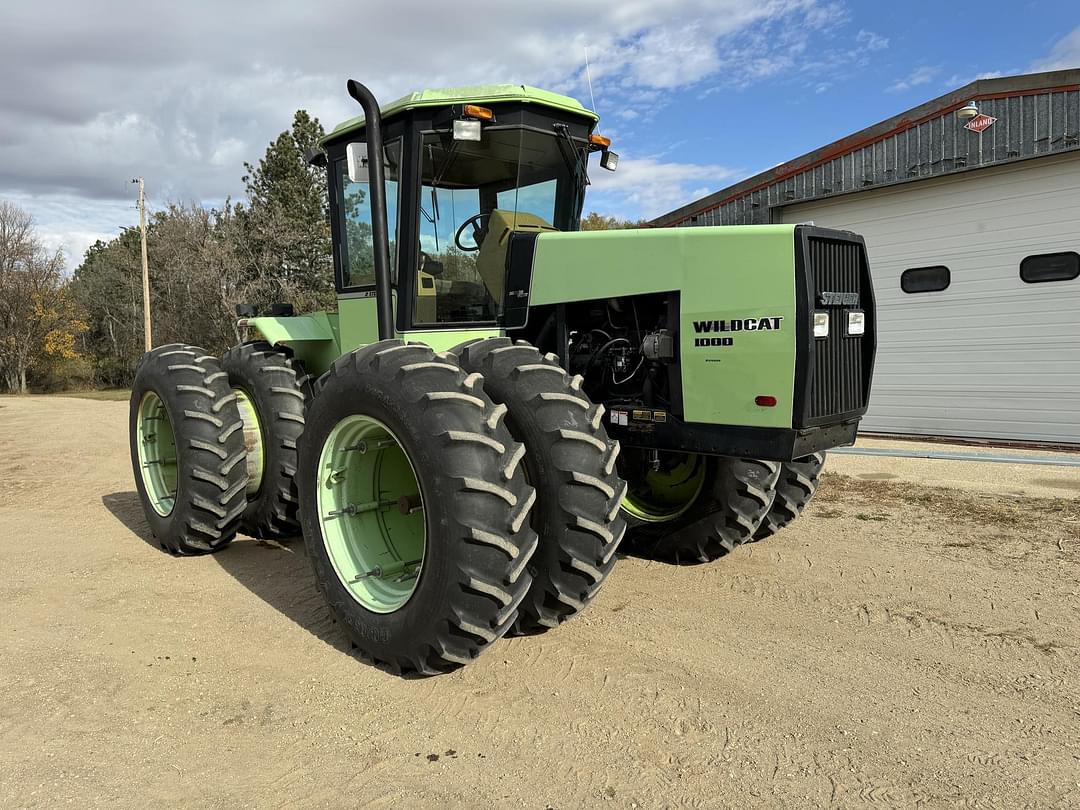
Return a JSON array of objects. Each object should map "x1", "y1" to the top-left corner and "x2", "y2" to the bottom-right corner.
[{"x1": 807, "y1": 237, "x2": 868, "y2": 420}]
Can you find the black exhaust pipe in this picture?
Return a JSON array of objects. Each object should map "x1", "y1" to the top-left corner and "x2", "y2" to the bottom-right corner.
[{"x1": 346, "y1": 79, "x2": 394, "y2": 341}]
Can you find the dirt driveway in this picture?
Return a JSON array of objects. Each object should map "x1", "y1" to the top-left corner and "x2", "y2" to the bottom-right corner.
[{"x1": 1, "y1": 396, "x2": 1077, "y2": 808}]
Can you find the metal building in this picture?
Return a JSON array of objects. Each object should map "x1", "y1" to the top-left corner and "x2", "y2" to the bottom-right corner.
[{"x1": 654, "y1": 70, "x2": 1080, "y2": 445}]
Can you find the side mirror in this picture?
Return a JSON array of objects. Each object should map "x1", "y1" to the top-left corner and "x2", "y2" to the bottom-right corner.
[
  {"x1": 600, "y1": 150, "x2": 618, "y2": 172},
  {"x1": 346, "y1": 142, "x2": 369, "y2": 182}
]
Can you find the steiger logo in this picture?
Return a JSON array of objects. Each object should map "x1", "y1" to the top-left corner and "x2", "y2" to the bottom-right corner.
[{"x1": 817, "y1": 291, "x2": 860, "y2": 306}]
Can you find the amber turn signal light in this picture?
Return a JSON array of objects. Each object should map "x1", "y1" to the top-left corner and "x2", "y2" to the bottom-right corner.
[{"x1": 463, "y1": 105, "x2": 493, "y2": 120}]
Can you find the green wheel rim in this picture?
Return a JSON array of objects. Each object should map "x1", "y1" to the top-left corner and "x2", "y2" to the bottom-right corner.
[
  {"x1": 316, "y1": 414, "x2": 427, "y2": 614},
  {"x1": 233, "y1": 388, "x2": 264, "y2": 498},
  {"x1": 621, "y1": 453, "x2": 707, "y2": 523},
  {"x1": 136, "y1": 390, "x2": 179, "y2": 517}
]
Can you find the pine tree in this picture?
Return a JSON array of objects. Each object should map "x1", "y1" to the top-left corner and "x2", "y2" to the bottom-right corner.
[{"x1": 239, "y1": 110, "x2": 334, "y2": 309}]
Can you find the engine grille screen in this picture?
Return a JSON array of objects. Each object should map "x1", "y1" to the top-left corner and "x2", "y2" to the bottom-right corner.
[{"x1": 807, "y1": 237, "x2": 870, "y2": 421}]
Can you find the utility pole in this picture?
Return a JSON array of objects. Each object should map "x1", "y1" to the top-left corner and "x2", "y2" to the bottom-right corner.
[{"x1": 133, "y1": 177, "x2": 152, "y2": 351}]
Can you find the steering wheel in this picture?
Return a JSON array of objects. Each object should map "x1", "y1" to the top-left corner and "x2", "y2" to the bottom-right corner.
[{"x1": 454, "y1": 212, "x2": 490, "y2": 252}]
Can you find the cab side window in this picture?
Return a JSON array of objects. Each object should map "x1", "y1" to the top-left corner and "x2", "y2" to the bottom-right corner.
[{"x1": 335, "y1": 141, "x2": 401, "y2": 289}]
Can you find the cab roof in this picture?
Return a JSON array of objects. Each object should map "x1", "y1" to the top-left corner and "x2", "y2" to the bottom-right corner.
[{"x1": 323, "y1": 84, "x2": 598, "y2": 145}]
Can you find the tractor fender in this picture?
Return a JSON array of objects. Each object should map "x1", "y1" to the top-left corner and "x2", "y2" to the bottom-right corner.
[{"x1": 242, "y1": 313, "x2": 341, "y2": 378}]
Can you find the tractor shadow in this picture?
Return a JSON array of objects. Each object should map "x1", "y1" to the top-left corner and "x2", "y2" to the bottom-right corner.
[
  {"x1": 616, "y1": 540, "x2": 710, "y2": 567},
  {"x1": 102, "y1": 491, "x2": 164, "y2": 553},
  {"x1": 101, "y1": 490, "x2": 360, "y2": 662}
]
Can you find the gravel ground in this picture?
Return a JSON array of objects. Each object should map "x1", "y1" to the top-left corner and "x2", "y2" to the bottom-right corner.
[{"x1": 1, "y1": 395, "x2": 1077, "y2": 809}]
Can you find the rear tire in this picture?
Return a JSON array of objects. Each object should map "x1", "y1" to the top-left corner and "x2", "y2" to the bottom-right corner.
[
  {"x1": 221, "y1": 341, "x2": 309, "y2": 539},
  {"x1": 129, "y1": 344, "x2": 248, "y2": 555},
  {"x1": 297, "y1": 340, "x2": 538, "y2": 674},
  {"x1": 452, "y1": 338, "x2": 627, "y2": 635},
  {"x1": 622, "y1": 453, "x2": 779, "y2": 563},
  {"x1": 754, "y1": 452, "x2": 826, "y2": 540}
]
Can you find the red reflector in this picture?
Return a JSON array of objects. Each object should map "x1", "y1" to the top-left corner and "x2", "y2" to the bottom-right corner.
[{"x1": 755, "y1": 395, "x2": 777, "y2": 407}]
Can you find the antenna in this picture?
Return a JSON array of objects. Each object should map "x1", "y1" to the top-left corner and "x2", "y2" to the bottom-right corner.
[{"x1": 584, "y1": 46, "x2": 597, "y2": 115}]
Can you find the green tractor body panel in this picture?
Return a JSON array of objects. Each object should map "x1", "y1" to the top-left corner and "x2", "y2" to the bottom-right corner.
[
  {"x1": 336, "y1": 297, "x2": 379, "y2": 353},
  {"x1": 324, "y1": 84, "x2": 598, "y2": 143},
  {"x1": 401, "y1": 328, "x2": 503, "y2": 353},
  {"x1": 245, "y1": 312, "x2": 341, "y2": 375},
  {"x1": 337, "y1": 295, "x2": 501, "y2": 354},
  {"x1": 529, "y1": 226, "x2": 797, "y2": 429},
  {"x1": 250, "y1": 300, "x2": 504, "y2": 375}
]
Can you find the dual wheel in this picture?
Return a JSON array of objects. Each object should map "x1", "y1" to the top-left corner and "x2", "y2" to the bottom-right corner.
[
  {"x1": 297, "y1": 338, "x2": 626, "y2": 672},
  {"x1": 130, "y1": 339, "x2": 823, "y2": 673},
  {"x1": 129, "y1": 341, "x2": 311, "y2": 554},
  {"x1": 130, "y1": 338, "x2": 624, "y2": 674}
]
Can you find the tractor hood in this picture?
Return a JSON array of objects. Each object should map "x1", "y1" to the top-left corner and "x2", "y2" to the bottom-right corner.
[{"x1": 527, "y1": 225, "x2": 801, "y2": 429}]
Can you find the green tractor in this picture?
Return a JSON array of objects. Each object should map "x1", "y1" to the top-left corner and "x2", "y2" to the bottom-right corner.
[{"x1": 128, "y1": 80, "x2": 875, "y2": 674}]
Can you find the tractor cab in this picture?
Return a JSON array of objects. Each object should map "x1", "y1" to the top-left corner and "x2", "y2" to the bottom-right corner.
[{"x1": 317, "y1": 83, "x2": 614, "y2": 338}]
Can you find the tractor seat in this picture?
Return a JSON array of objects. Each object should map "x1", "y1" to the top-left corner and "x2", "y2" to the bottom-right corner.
[{"x1": 475, "y1": 209, "x2": 559, "y2": 304}]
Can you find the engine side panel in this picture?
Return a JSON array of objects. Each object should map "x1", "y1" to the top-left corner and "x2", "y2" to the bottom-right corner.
[{"x1": 529, "y1": 225, "x2": 798, "y2": 429}]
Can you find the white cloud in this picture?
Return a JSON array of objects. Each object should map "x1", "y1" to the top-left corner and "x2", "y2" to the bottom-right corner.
[
  {"x1": 856, "y1": 29, "x2": 888, "y2": 51},
  {"x1": 3, "y1": 192, "x2": 134, "y2": 270},
  {"x1": 789, "y1": 24, "x2": 889, "y2": 85},
  {"x1": 888, "y1": 65, "x2": 940, "y2": 93},
  {"x1": 585, "y1": 154, "x2": 740, "y2": 221},
  {"x1": 1031, "y1": 25, "x2": 1080, "y2": 71},
  {"x1": 0, "y1": 0, "x2": 847, "y2": 240},
  {"x1": 941, "y1": 70, "x2": 1007, "y2": 89}
]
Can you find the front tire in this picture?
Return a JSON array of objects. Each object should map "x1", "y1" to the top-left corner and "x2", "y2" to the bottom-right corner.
[
  {"x1": 622, "y1": 452, "x2": 779, "y2": 563},
  {"x1": 129, "y1": 344, "x2": 248, "y2": 555},
  {"x1": 452, "y1": 338, "x2": 627, "y2": 634},
  {"x1": 297, "y1": 340, "x2": 538, "y2": 674}
]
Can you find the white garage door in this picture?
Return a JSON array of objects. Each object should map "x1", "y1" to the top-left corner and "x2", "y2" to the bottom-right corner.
[{"x1": 783, "y1": 151, "x2": 1080, "y2": 445}]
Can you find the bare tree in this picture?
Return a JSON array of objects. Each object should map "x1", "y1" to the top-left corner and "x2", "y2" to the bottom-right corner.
[{"x1": 0, "y1": 201, "x2": 81, "y2": 393}]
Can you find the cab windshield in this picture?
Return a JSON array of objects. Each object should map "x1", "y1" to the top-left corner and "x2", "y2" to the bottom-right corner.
[{"x1": 414, "y1": 127, "x2": 585, "y2": 325}]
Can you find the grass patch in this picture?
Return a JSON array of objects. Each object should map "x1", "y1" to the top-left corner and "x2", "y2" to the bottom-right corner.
[
  {"x1": 818, "y1": 471, "x2": 1080, "y2": 534},
  {"x1": 51, "y1": 389, "x2": 130, "y2": 401}
]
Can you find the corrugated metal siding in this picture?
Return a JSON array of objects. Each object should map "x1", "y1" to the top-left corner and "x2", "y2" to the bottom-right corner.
[
  {"x1": 781, "y1": 151, "x2": 1080, "y2": 445},
  {"x1": 678, "y1": 88, "x2": 1080, "y2": 227}
]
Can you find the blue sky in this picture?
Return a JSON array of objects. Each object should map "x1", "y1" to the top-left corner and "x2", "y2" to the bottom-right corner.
[
  {"x1": 584, "y1": 1, "x2": 1080, "y2": 219},
  {"x1": 0, "y1": 0, "x2": 1077, "y2": 266}
]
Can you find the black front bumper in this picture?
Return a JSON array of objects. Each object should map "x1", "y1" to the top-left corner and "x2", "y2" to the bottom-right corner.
[{"x1": 605, "y1": 413, "x2": 859, "y2": 462}]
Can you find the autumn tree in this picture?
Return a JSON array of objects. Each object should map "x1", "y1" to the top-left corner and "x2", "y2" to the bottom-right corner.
[
  {"x1": 72, "y1": 204, "x2": 268, "y2": 385},
  {"x1": 0, "y1": 200, "x2": 86, "y2": 393},
  {"x1": 580, "y1": 211, "x2": 648, "y2": 230},
  {"x1": 147, "y1": 202, "x2": 253, "y2": 351},
  {"x1": 70, "y1": 231, "x2": 145, "y2": 386}
]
